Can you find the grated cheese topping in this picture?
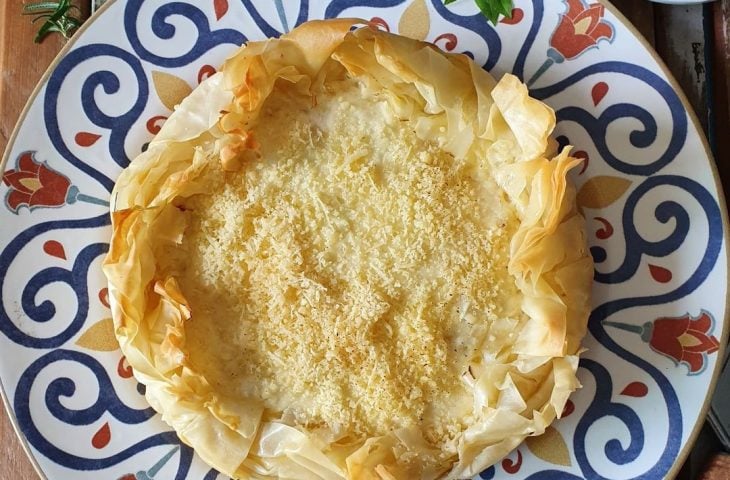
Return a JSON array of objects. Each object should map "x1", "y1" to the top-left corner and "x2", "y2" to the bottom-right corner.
[
  {"x1": 163, "y1": 79, "x2": 524, "y2": 445},
  {"x1": 106, "y1": 23, "x2": 593, "y2": 479}
]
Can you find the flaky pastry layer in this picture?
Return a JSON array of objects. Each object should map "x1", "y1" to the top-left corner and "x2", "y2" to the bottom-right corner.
[{"x1": 104, "y1": 19, "x2": 593, "y2": 480}]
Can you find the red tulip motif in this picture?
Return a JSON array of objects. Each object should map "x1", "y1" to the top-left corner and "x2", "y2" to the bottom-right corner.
[
  {"x1": 649, "y1": 312, "x2": 720, "y2": 374},
  {"x1": 528, "y1": 0, "x2": 615, "y2": 86},
  {"x1": 2, "y1": 151, "x2": 108, "y2": 213},
  {"x1": 550, "y1": 0, "x2": 614, "y2": 61},
  {"x1": 604, "y1": 311, "x2": 720, "y2": 375},
  {"x1": 2, "y1": 151, "x2": 71, "y2": 212}
]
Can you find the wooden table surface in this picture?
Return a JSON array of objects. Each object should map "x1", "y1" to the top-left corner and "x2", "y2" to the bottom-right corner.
[
  {"x1": 0, "y1": 3, "x2": 75, "y2": 478},
  {"x1": 0, "y1": 1, "x2": 728, "y2": 479}
]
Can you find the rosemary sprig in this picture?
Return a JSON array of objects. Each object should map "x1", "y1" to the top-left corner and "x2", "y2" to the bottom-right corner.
[
  {"x1": 22, "y1": 0, "x2": 84, "y2": 43},
  {"x1": 444, "y1": 0, "x2": 514, "y2": 25}
]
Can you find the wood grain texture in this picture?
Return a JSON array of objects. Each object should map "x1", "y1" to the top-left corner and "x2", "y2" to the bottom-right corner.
[
  {"x1": 0, "y1": 402, "x2": 37, "y2": 480},
  {"x1": 610, "y1": 0, "x2": 656, "y2": 46},
  {"x1": 712, "y1": 0, "x2": 730, "y2": 185},
  {"x1": 699, "y1": 453, "x2": 730, "y2": 480},
  {"x1": 0, "y1": 1, "x2": 67, "y2": 155},
  {"x1": 654, "y1": 4, "x2": 710, "y2": 134},
  {"x1": 0, "y1": 2, "x2": 724, "y2": 480},
  {"x1": 1, "y1": 4, "x2": 87, "y2": 478},
  {"x1": 680, "y1": 423, "x2": 725, "y2": 480}
]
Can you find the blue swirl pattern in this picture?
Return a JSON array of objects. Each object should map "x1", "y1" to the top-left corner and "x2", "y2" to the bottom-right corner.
[
  {"x1": 531, "y1": 62, "x2": 688, "y2": 177},
  {"x1": 428, "y1": 0, "x2": 501, "y2": 68},
  {"x1": 124, "y1": 0, "x2": 246, "y2": 67},
  {"x1": 572, "y1": 176, "x2": 722, "y2": 478},
  {"x1": 0, "y1": 1, "x2": 724, "y2": 479},
  {"x1": 512, "y1": 0, "x2": 545, "y2": 80},
  {"x1": 0, "y1": 214, "x2": 109, "y2": 348},
  {"x1": 2, "y1": 0, "x2": 249, "y2": 476},
  {"x1": 324, "y1": 0, "x2": 406, "y2": 19},
  {"x1": 15, "y1": 349, "x2": 192, "y2": 478},
  {"x1": 240, "y1": 0, "x2": 309, "y2": 36},
  {"x1": 44, "y1": 45, "x2": 149, "y2": 191}
]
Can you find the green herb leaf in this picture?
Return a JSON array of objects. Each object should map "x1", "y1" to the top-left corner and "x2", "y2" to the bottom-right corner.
[
  {"x1": 22, "y1": 2, "x2": 63, "y2": 14},
  {"x1": 23, "y1": 0, "x2": 84, "y2": 43},
  {"x1": 442, "y1": 0, "x2": 514, "y2": 25}
]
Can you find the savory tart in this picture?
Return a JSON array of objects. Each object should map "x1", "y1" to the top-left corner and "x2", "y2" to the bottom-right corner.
[{"x1": 103, "y1": 19, "x2": 593, "y2": 480}]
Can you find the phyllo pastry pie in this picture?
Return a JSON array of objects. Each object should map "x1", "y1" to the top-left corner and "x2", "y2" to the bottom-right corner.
[{"x1": 104, "y1": 18, "x2": 593, "y2": 480}]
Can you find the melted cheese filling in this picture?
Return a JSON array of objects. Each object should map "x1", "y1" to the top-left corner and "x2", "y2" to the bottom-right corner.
[{"x1": 169, "y1": 79, "x2": 524, "y2": 444}]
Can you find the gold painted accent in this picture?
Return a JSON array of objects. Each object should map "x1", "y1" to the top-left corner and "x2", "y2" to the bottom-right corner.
[
  {"x1": 75, "y1": 318, "x2": 118, "y2": 351},
  {"x1": 18, "y1": 178, "x2": 41, "y2": 192},
  {"x1": 574, "y1": 17, "x2": 592, "y2": 36},
  {"x1": 0, "y1": 1, "x2": 121, "y2": 476},
  {"x1": 152, "y1": 71, "x2": 193, "y2": 111},
  {"x1": 0, "y1": 3, "x2": 727, "y2": 480},
  {"x1": 678, "y1": 332, "x2": 702, "y2": 348},
  {"x1": 576, "y1": 175, "x2": 631, "y2": 209},
  {"x1": 398, "y1": 0, "x2": 429, "y2": 41},
  {"x1": 525, "y1": 426, "x2": 572, "y2": 466},
  {"x1": 599, "y1": 3, "x2": 730, "y2": 479}
]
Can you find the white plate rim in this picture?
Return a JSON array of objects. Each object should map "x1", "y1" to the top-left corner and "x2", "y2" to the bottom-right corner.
[{"x1": 0, "y1": 1, "x2": 727, "y2": 478}]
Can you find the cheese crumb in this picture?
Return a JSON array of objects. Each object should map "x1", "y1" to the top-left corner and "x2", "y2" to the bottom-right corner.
[{"x1": 165, "y1": 79, "x2": 524, "y2": 445}]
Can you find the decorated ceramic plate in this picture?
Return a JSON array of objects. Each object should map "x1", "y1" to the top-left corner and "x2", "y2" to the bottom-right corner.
[{"x1": 0, "y1": 0, "x2": 727, "y2": 479}]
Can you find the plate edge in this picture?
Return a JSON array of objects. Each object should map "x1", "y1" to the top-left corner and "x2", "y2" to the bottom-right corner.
[
  {"x1": 0, "y1": 1, "x2": 727, "y2": 479},
  {"x1": 601, "y1": 1, "x2": 730, "y2": 479},
  {"x1": 0, "y1": 1, "x2": 119, "y2": 478}
]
